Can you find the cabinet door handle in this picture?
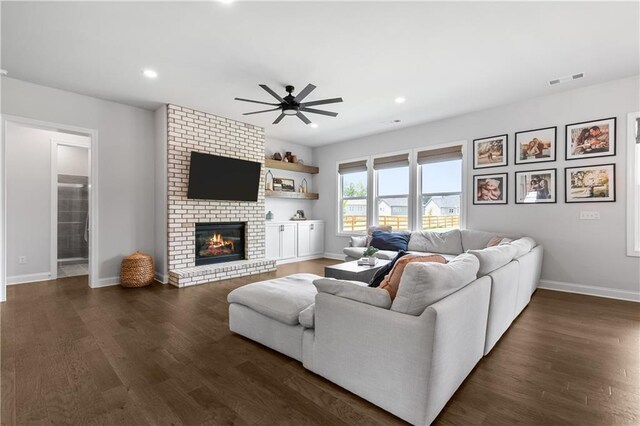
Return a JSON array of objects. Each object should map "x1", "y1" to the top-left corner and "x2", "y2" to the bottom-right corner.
[
  {"x1": 280, "y1": 225, "x2": 284, "y2": 231},
  {"x1": 310, "y1": 224, "x2": 314, "y2": 230}
]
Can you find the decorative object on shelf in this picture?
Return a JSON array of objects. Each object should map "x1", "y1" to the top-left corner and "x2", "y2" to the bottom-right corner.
[
  {"x1": 266, "y1": 211, "x2": 274, "y2": 220},
  {"x1": 515, "y1": 127, "x2": 557, "y2": 165},
  {"x1": 120, "y1": 251, "x2": 155, "y2": 288},
  {"x1": 565, "y1": 117, "x2": 616, "y2": 160},
  {"x1": 359, "y1": 246, "x2": 379, "y2": 266},
  {"x1": 473, "y1": 173, "x2": 508, "y2": 205},
  {"x1": 565, "y1": 163, "x2": 616, "y2": 203},
  {"x1": 515, "y1": 169, "x2": 557, "y2": 204},
  {"x1": 298, "y1": 159, "x2": 305, "y2": 165},
  {"x1": 283, "y1": 156, "x2": 289, "y2": 163},
  {"x1": 473, "y1": 134, "x2": 508, "y2": 169},
  {"x1": 265, "y1": 170, "x2": 274, "y2": 191},
  {"x1": 272, "y1": 152, "x2": 283, "y2": 161},
  {"x1": 291, "y1": 155, "x2": 298, "y2": 163},
  {"x1": 285, "y1": 151, "x2": 293, "y2": 162},
  {"x1": 299, "y1": 178, "x2": 308, "y2": 193},
  {"x1": 292, "y1": 210, "x2": 307, "y2": 220},
  {"x1": 273, "y1": 177, "x2": 295, "y2": 192}
]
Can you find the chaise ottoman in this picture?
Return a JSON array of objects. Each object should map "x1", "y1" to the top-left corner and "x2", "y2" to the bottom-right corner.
[{"x1": 227, "y1": 273, "x2": 320, "y2": 361}]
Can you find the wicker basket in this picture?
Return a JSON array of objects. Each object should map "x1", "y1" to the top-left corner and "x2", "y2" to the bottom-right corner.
[{"x1": 120, "y1": 251, "x2": 155, "y2": 288}]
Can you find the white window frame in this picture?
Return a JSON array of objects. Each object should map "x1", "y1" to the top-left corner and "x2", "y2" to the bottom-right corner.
[
  {"x1": 413, "y1": 140, "x2": 467, "y2": 231},
  {"x1": 627, "y1": 112, "x2": 640, "y2": 257},
  {"x1": 336, "y1": 156, "x2": 370, "y2": 236},
  {"x1": 372, "y1": 149, "x2": 413, "y2": 231}
]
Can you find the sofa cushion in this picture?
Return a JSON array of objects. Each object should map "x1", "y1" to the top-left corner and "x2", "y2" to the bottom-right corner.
[
  {"x1": 370, "y1": 231, "x2": 410, "y2": 252},
  {"x1": 391, "y1": 253, "x2": 479, "y2": 316},
  {"x1": 343, "y1": 247, "x2": 397, "y2": 260},
  {"x1": 367, "y1": 225, "x2": 393, "y2": 245},
  {"x1": 350, "y1": 235, "x2": 368, "y2": 247},
  {"x1": 379, "y1": 254, "x2": 447, "y2": 299},
  {"x1": 510, "y1": 237, "x2": 536, "y2": 258},
  {"x1": 467, "y1": 245, "x2": 518, "y2": 276},
  {"x1": 369, "y1": 251, "x2": 410, "y2": 288},
  {"x1": 460, "y1": 229, "x2": 500, "y2": 251},
  {"x1": 407, "y1": 229, "x2": 463, "y2": 255},
  {"x1": 298, "y1": 303, "x2": 315, "y2": 328},
  {"x1": 227, "y1": 273, "x2": 320, "y2": 325},
  {"x1": 313, "y1": 278, "x2": 392, "y2": 309},
  {"x1": 486, "y1": 236, "x2": 513, "y2": 247}
]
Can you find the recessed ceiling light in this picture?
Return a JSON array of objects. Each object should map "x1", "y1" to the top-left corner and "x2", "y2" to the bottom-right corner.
[
  {"x1": 395, "y1": 97, "x2": 406, "y2": 104},
  {"x1": 219, "y1": 0, "x2": 235, "y2": 4},
  {"x1": 310, "y1": 123, "x2": 319, "y2": 128},
  {"x1": 143, "y1": 69, "x2": 158, "y2": 79}
]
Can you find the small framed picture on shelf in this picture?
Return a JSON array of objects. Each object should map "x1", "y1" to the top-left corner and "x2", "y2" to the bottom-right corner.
[
  {"x1": 565, "y1": 117, "x2": 616, "y2": 160},
  {"x1": 565, "y1": 164, "x2": 615, "y2": 203},
  {"x1": 514, "y1": 127, "x2": 557, "y2": 165},
  {"x1": 515, "y1": 169, "x2": 557, "y2": 204},
  {"x1": 273, "y1": 177, "x2": 295, "y2": 192},
  {"x1": 473, "y1": 173, "x2": 508, "y2": 205},
  {"x1": 473, "y1": 134, "x2": 508, "y2": 169}
]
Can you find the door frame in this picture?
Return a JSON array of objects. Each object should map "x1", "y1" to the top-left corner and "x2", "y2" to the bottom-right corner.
[
  {"x1": 50, "y1": 138, "x2": 91, "y2": 280},
  {"x1": 0, "y1": 114, "x2": 99, "y2": 301}
]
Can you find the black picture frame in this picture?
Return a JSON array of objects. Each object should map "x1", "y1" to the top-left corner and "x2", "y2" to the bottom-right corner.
[
  {"x1": 514, "y1": 126, "x2": 557, "y2": 165},
  {"x1": 473, "y1": 172, "x2": 508, "y2": 205},
  {"x1": 514, "y1": 168, "x2": 557, "y2": 204},
  {"x1": 472, "y1": 134, "x2": 508, "y2": 169},
  {"x1": 564, "y1": 163, "x2": 616, "y2": 203},
  {"x1": 565, "y1": 117, "x2": 616, "y2": 161}
]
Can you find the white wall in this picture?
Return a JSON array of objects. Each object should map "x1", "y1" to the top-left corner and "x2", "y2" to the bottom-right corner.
[
  {"x1": 154, "y1": 105, "x2": 167, "y2": 283},
  {"x1": 58, "y1": 144, "x2": 89, "y2": 176},
  {"x1": 312, "y1": 75, "x2": 640, "y2": 300},
  {"x1": 265, "y1": 137, "x2": 316, "y2": 221},
  {"x1": 2, "y1": 77, "x2": 156, "y2": 285},
  {"x1": 5, "y1": 123, "x2": 89, "y2": 280}
]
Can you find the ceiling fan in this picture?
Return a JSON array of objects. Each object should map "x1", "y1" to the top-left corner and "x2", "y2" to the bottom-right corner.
[{"x1": 235, "y1": 84, "x2": 343, "y2": 125}]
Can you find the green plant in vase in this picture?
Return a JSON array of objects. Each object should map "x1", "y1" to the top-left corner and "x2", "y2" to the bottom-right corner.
[{"x1": 362, "y1": 246, "x2": 379, "y2": 265}]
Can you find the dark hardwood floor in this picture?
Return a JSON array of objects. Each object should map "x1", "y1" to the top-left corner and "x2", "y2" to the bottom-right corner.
[{"x1": 1, "y1": 259, "x2": 638, "y2": 425}]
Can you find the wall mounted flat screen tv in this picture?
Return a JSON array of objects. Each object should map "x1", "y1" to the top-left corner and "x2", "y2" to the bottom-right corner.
[{"x1": 187, "y1": 151, "x2": 261, "y2": 201}]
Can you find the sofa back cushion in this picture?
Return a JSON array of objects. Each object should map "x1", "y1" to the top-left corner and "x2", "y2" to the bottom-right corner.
[
  {"x1": 407, "y1": 229, "x2": 463, "y2": 255},
  {"x1": 391, "y1": 253, "x2": 479, "y2": 316},
  {"x1": 370, "y1": 231, "x2": 410, "y2": 252},
  {"x1": 379, "y1": 254, "x2": 447, "y2": 299},
  {"x1": 313, "y1": 278, "x2": 392, "y2": 309},
  {"x1": 461, "y1": 229, "x2": 499, "y2": 251},
  {"x1": 510, "y1": 237, "x2": 536, "y2": 258},
  {"x1": 467, "y1": 244, "x2": 518, "y2": 276}
]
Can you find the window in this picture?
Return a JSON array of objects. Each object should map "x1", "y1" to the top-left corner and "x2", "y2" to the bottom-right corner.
[
  {"x1": 338, "y1": 159, "x2": 368, "y2": 233},
  {"x1": 628, "y1": 112, "x2": 640, "y2": 257},
  {"x1": 418, "y1": 146, "x2": 463, "y2": 230},
  {"x1": 374, "y1": 153, "x2": 410, "y2": 231}
]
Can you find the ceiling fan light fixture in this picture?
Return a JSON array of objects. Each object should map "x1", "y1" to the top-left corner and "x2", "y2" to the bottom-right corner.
[
  {"x1": 310, "y1": 123, "x2": 319, "y2": 128},
  {"x1": 283, "y1": 107, "x2": 298, "y2": 116},
  {"x1": 395, "y1": 97, "x2": 406, "y2": 104}
]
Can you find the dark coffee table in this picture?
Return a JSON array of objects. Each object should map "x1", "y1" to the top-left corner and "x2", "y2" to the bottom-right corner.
[{"x1": 324, "y1": 259, "x2": 391, "y2": 283}]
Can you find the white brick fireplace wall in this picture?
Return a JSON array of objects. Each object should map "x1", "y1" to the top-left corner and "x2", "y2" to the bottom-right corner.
[{"x1": 166, "y1": 104, "x2": 276, "y2": 287}]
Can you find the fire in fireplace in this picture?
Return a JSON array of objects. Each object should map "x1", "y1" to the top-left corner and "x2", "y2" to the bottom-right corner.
[{"x1": 195, "y1": 222, "x2": 245, "y2": 265}]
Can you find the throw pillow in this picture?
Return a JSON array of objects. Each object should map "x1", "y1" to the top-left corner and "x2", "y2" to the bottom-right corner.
[
  {"x1": 313, "y1": 278, "x2": 392, "y2": 309},
  {"x1": 407, "y1": 229, "x2": 463, "y2": 255},
  {"x1": 486, "y1": 236, "x2": 513, "y2": 247},
  {"x1": 391, "y1": 253, "x2": 480, "y2": 316},
  {"x1": 510, "y1": 237, "x2": 536, "y2": 258},
  {"x1": 370, "y1": 230, "x2": 410, "y2": 252},
  {"x1": 366, "y1": 225, "x2": 393, "y2": 245},
  {"x1": 369, "y1": 251, "x2": 410, "y2": 287},
  {"x1": 467, "y1": 244, "x2": 518, "y2": 276},
  {"x1": 379, "y1": 254, "x2": 447, "y2": 299},
  {"x1": 350, "y1": 235, "x2": 368, "y2": 247}
]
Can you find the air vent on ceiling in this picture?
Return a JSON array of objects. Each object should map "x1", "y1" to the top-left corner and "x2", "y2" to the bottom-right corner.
[{"x1": 548, "y1": 72, "x2": 585, "y2": 86}]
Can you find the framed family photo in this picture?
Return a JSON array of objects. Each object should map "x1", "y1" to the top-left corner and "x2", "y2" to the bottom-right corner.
[
  {"x1": 565, "y1": 164, "x2": 615, "y2": 203},
  {"x1": 515, "y1": 127, "x2": 557, "y2": 165},
  {"x1": 273, "y1": 177, "x2": 295, "y2": 192},
  {"x1": 473, "y1": 173, "x2": 508, "y2": 205},
  {"x1": 515, "y1": 169, "x2": 556, "y2": 204},
  {"x1": 565, "y1": 117, "x2": 616, "y2": 160},
  {"x1": 473, "y1": 135, "x2": 508, "y2": 169}
]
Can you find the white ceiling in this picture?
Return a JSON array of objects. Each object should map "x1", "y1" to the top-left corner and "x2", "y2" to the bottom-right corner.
[{"x1": 2, "y1": 1, "x2": 639, "y2": 147}]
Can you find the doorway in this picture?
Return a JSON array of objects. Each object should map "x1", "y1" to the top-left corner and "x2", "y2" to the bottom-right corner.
[{"x1": 1, "y1": 116, "x2": 98, "y2": 297}]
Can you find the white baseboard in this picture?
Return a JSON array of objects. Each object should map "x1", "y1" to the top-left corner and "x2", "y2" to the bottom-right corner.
[
  {"x1": 323, "y1": 252, "x2": 346, "y2": 261},
  {"x1": 276, "y1": 255, "x2": 325, "y2": 265},
  {"x1": 92, "y1": 276, "x2": 120, "y2": 288},
  {"x1": 155, "y1": 271, "x2": 168, "y2": 284},
  {"x1": 538, "y1": 279, "x2": 640, "y2": 302},
  {"x1": 6, "y1": 272, "x2": 52, "y2": 285}
]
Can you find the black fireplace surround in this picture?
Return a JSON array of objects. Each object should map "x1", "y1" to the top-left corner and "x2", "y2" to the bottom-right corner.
[{"x1": 195, "y1": 222, "x2": 245, "y2": 266}]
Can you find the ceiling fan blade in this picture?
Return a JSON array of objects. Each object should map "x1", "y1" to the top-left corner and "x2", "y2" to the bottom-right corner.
[
  {"x1": 259, "y1": 84, "x2": 285, "y2": 103},
  {"x1": 299, "y1": 107, "x2": 338, "y2": 117},
  {"x1": 293, "y1": 83, "x2": 316, "y2": 103},
  {"x1": 273, "y1": 113, "x2": 286, "y2": 124},
  {"x1": 235, "y1": 97, "x2": 280, "y2": 106},
  {"x1": 243, "y1": 107, "x2": 281, "y2": 116},
  {"x1": 300, "y1": 97, "x2": 343, "y2": 107},
  {"x1": 296, "y1": 112, "x2": 311, "y2": 125}
]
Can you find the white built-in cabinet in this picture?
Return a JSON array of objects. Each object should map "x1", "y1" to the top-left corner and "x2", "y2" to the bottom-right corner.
[{"x1": 265, "y1": 220, "x2": 325, "y2": 263}]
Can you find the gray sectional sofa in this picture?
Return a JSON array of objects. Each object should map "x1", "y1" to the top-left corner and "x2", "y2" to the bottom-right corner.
[{"x1": 227, "y1": 229, "x2": 543, "y2": 425}]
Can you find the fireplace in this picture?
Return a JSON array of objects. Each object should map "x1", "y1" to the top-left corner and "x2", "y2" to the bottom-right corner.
[{"x1": 195, "y1": 222, "x2": 245, "y2": 266}]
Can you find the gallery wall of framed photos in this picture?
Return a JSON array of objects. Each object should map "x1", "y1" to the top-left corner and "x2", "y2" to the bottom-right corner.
[{"x1": 472, "y1": 116, "x2": 617, "y2": 205}]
